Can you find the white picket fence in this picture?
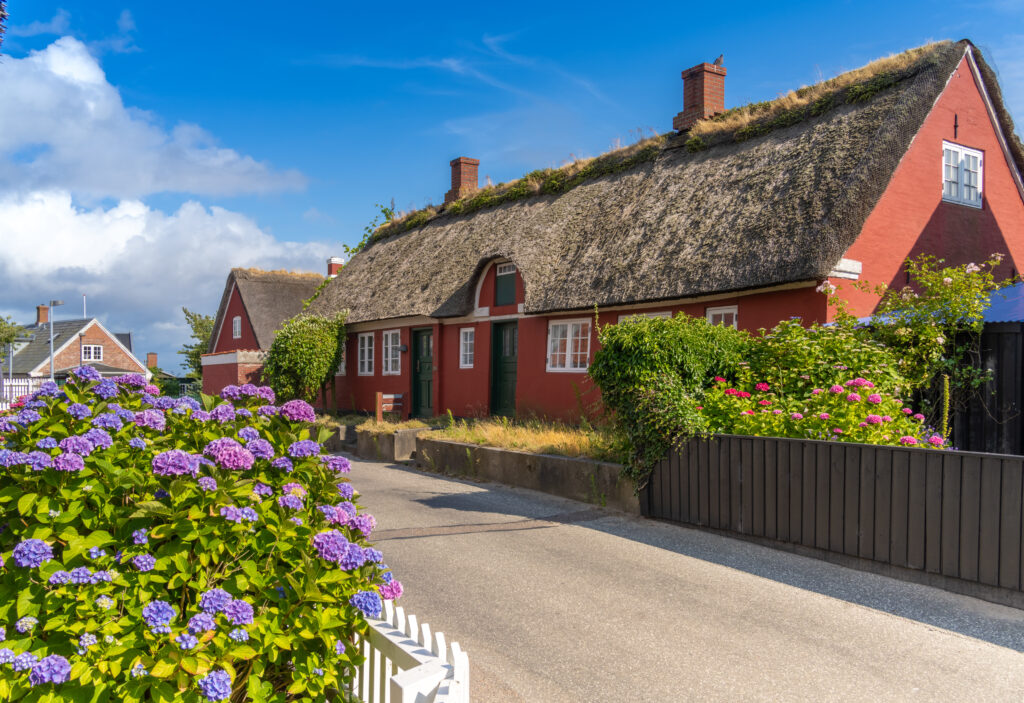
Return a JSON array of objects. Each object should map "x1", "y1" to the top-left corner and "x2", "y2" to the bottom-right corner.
[
  {"x1": 0, "y1": 377, "x2": 39, "y2": 411},
  {"x1": 352, "y1": 600, "x2": 469, "y2": 703}
]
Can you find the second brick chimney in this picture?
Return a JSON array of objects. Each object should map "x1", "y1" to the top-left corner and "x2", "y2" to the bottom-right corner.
[
  {"x1": 445, "y1": 157, "x2": 480, "y2": 204},
  {"x1": 327, "y1": 257, "x2": 344, "y2": 278},
  {"x1": 36, "y1": 305, "x2": 49, "y2": 325},
  {"x1": 673, "y1": 61, "x2": 727, "y2": 132},
  {"x1": 147, "y1": 352, "x2": 158, "y2": 369}
]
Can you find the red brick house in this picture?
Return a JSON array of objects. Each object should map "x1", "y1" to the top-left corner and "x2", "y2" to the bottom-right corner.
[
  {"x1": 305, "y1": 40, "x2": 1024, "y2": 421},
  {"x1": 201, "y1": 267, "x2": 328, "y2": 395},
  {"x1": 1, "y1": 305, "x2": 150, "y2": 401}
]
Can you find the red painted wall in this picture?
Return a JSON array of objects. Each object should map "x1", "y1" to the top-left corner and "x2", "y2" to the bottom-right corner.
[
  {"x1": 438, "y1": 321, "x2": 492, "y2": 417},
  {"x1": 201, "y1": 361, "x2": 263, "y2": 396},
  {"x1": 477, "y1": 263, "x2": 525, "y2": 316},
  {"x1": 836, "y1": 54, "x2": 1024, "y2": 319},
  {"x1": 333, "y1": 328, "x2": 414, "y2": 419},
  {"x1": 213, "y1": 285, "x2": 260, "y2": 352}
]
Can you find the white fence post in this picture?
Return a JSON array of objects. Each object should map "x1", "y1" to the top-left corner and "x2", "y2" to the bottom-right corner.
[{"x1": 0, "y1": 377, "x2": 40, "y2": 410}]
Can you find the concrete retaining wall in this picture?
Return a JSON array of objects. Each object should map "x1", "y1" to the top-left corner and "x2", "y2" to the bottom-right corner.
[
  {"x1": 323, "y1": 425, "x2": 359, "y2": 452},
  {"x1": 415, "y1": 437, "x2": 639, "y2": 514},
  {"x1": 355, "y1": 428, "x2": 429, "y2": 462}
]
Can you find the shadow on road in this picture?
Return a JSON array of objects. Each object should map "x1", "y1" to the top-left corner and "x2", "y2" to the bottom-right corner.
[{"x1": 376, "y1": 461, "x2": 1024, "y2": 653}]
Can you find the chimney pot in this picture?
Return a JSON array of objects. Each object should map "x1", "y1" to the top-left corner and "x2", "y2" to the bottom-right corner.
[
  {"x1": 445, "y1": 157, "x2": 480, "y2": 205},
  {"x1": 146, "y1": 352, "x2": 158, "y2": 369},
  {"x1": 36, "y1": 305, "x2": 49, "y2": 325},
  {"x1": 673, "y1": 61, "x2": 727, "y2": 132},
  {"x1": 327, "y1": 256, "x2": 345, "y2": 278}
]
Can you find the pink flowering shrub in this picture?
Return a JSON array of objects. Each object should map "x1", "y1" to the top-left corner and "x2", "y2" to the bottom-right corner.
[{"x1": 702, "y1": 375, "x2": 947, "y2": 448}]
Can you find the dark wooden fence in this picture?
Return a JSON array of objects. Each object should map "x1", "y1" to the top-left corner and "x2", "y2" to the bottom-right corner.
[{"x1": 641, "y1": 435, "x2": 1024, "y2": 598}]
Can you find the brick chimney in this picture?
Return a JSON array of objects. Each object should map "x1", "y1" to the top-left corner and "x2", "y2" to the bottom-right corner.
[
  {"x1": 146, "y1": 352, "x2": 158, "y2": 369},
  {"x1": 327, "y1": 257, "x2": 344, "y2": 278},
  {"x1": 36, "y1": 305, "x2": 49, "y2": 325},
  {"x1": 444, "y1": 157, "x2": 480, "y2": 204},
  {"x1": 673, "y1": 61, "x2": 727, "y2": 132}
]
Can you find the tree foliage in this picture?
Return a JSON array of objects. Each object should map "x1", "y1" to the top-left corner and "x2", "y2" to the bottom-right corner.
[
  {"x1": 262, "y1": 314, "x2": 347, "y2": 403},
  {"x1": 0, "y1": 315, "x2": 24, "y2": 365},
  {"x1": 177, "y1": 309, "x2": 214, "y2": 380}
]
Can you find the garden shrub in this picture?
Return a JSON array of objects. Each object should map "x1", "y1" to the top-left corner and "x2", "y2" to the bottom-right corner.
[
  {"x1": 262, "y1": 313, "x2": 347, "y2": 404},
  {"x1": 0, "y1": 369, "x2": 401, "y2": 702}
]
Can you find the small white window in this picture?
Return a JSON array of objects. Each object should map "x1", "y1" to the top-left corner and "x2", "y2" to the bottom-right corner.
[
  {"x1": 496, "y1": 263, "x2": 516, "y2": 276},
  {"x1": 382, "y1": 330, "x2": 401, "y2": 375},
  {"x1": 617, "y1": 311, "x2": 671, "y2": 323},
  {"x1": 942, "y1": 141, "x2": 983, "y2": 208},
  {"x1": 459, "y1": 328, "x2": 475, "y2": 368},
  {"x1": 82, "y1": 345, "x2": 103, "y2": 361},
  {"x1": 547, "y1": 319, "x2": 591, "y2": 372},
  {"x1": 706, "y1": 305, "x2": 738, "y2": 328},
  {"x1": 232, "y1": 316, "x2": 241, "y2": 339},
  {"x1": 358, "y1": 333, "x2": 374, "y2": 376}
]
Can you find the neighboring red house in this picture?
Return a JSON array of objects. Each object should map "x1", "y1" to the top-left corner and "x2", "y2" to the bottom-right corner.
[
  {"x1": 201, "y1": 267, "x2": 327, "y2": 395},
  {"x1": 303, "y1": 40, "x2": 1024, "y2": 422}
]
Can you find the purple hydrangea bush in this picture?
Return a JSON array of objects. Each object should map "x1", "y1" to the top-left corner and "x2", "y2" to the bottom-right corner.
[{"x1": 0, "y1": 374, "x2": 401, "y2": 701}]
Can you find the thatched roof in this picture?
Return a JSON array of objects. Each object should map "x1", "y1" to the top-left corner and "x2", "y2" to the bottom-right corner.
[
  {"x1": 309, "y1": 40, "x2": 1024, "y2": 324},
  {"x1": 209, "y1": 269, "x2": 324, "y2": 352}
]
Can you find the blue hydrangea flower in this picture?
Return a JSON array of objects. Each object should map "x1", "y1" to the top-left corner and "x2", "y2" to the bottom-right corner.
[
  {"x1": 198, "y1": 476, "x2": 218, "y2": 492},
  {"x1": 16, "y1": 409, "x2": 41, "y2": 425},
  {"x1": 313, "y1": 668, "x2": 324, "y2": 676},
  {"x1": 154, "y1": 396, "x2": 177, "y2": 410},
  {"x1": 129, "y1": 437, "x2": 146, "y2": 450},
  {"x1": 199, "y1": 588, "x2": 233, "y2": 614},
  {"x1": 0, "y1": 649, "x2": 13, "y2": 664},
  {"x1": 252, "y1": 483, "x2": 273, "y2": 498},
  {"x1": 239, "y1": 383, "x2": 258, "y2": 396},
  {"x1": 287, "y1": 440, "x2": 321, "y2": 458},
  {"x1": 0, "y1": 625, "x2": 5, "y2": 642},
  {"x1": 28, "y1": 654, "x2": 71, "y2": 686},
  {"x1": 192, "y1": 410, "x2": 212, "y2": 422},
  {"x1": 188, "y1": 612, "x2": 217, "y2": 634},
  {"x1": 322, "y1": 455, "x2": 351, "y2": 473},
  {"x1": 114, "y1": 373, "x2": 147, "y2": 388},
  {"x1": 130, "y1": 663, "x2": 148, "y2": 678},
  {"x1": 279, "y1": 399, "x2": 315, "y2": 423},
  {"x1": 210, "y1": 404, "x2": 236, "y2": 423},
  {"x1": 54, "y1": 453, "x2": 85, "y2": 472},
  {"x1": 142, "y1": 600, "x2": 176, "y2": 632},
  {"x1": 290, "y1": 517, "x2": 303, "y2": 526},
  {"x1": 152, "y1": 449, "x2": 201, "y2": 477},
  {"x1": 222, "y1": 599, "x2": 254, "y2": 626},
  {"x1": 91, "y1": 570, "x2": 113, "y2": 583},
  {"x1": 335, "y1": 640, "x2": 346, "y2": 656},
  {"x1": 271, "y1": 457, "x2": 293, "y2": 472},
  {"x1": 27, "y1": 451, "x2": 53, "y2": 471},
  {"x1": 70, "y1": 567, "x2": 93, "y2": 584},
  {"x1": 256, "y1": 386, "x2": 275, "y2": 402},
  {"x1": 133, "y1": 554, "x2": 156, "y2": 572},
  {"x1": 83, "y1": 428, "x2": 114, "y2": 450},
  {"x1": 35, "y1": 380, "x2": 60, "y2": 396},
  {"x1": 154, "y1": 488, "x2": 170, "y2": 499},
  {"x1": 16, "y1": 616, "x2": 38, "y2": 633},
  {"x1": 228, "y1": 628, "x2": 249, "y2": 642},
  {"x1": 134, "y1": 409, "x2": 166, "y2": 431},
  {"x1": 0, "y1": 449, "x2": 29, "y2": 467},
  {"x1": 13, "y1": 651, "x2": 39, "y2": 671},
  {"x1": 92, "y1": 412, "x2": 124, "y2": 430},
  {"x1": 133, "y1": 528, "x2": 148, "y2": 545},
  {"x1": 256, "y1": 405, "x2": 278, "y2": 417},
  {"x1": 238, "y1": 427, "x2": 259, "y2": 442},
  {"x1": 198, "y1": 669, "x2": 232, "y2": 702},
  {"x1": 88, "y1": 546, "x2": 107, "y2": 559},
  {"x1": 95, "y1": 595, "x2": 115, "y2": 610},
  {"x1": 220, "y1": 385, "x2": 242, "y2": 401},
  {"x1": 175, "y1": 633, "x2": 199, "y2": 650},
  {"x1": 312, "y1": 530, "x2": 350, "y2": 563},
  {"x1": 235, "y1": 408, "x2": 252, "y2": 418},
  {"x1": 247, "y1": 438, "x2": 274, "y2": 460},
  {"x1": 0, "y1": 418, "x2": 17, "y2": 434},
  {"x1": 72, "y1": 366, "x2": 103, "y2": 382},
  {"x1": 92, "y1": 381, "x2": 119, "y2": 399},
  {"x1": 58, "y1": 435, "x2": 94, "y2": 456},
  {"x1": 363, "y1": 548, "x2": 383, "y2": 563},
  {"x1": 220, "y1": 506, "x2": 258, "y2": 524},
  {"x1": 278, "y1": 494, "x2": 303, "y2": 510},
  {"x1": 67, "y1": 402, "x2": 92, "y2": 420},
  {"x1": 79, "y1": 633, "x2": 98, "y2": 649},
  {"x1": 339, "y1": 543, "x2": 368, "y2": 571},
  {"x1": 176, "y1": 397, "x2": 201, "y2": 412},
  {"x1": 381, "y1": 570, "x2": 394, "y2": 584},
  {"x1": 13, "y1": 538, "x2": 53, "y2": 567},
  {"x1": 350, "y1": 590, "x2": 383, "y2": 618},
  {"x1": 36, "y1": 437, "x2": 58, "y2": 449}
]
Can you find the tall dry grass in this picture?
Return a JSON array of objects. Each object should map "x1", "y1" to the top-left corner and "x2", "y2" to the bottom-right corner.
[{"x1": 426, "y1": 417, "x2": 622, "y2": 462}]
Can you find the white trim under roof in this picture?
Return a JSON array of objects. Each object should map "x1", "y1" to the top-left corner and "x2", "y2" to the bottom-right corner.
[
  {"x1": 965, "y1": 47, "x2": 1024, "y2": 205},
  {"x1": 828, "y1": 258, "x2": 863, "y2": 280},
  {"x1": 210, "y1": 280, "x2": 236, "y2": 353}
]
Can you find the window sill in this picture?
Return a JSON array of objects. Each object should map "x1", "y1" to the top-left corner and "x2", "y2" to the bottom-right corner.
[
  {"x1": 941, "y1": 196, "x2": 983, "y2": 209},
  {"x1": 545, "y1": 366, "x2": 589, "y2": 373}
]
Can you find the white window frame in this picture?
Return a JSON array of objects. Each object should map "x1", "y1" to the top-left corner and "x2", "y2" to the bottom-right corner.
[
  {"x1": 81, "y1": 345, "x2": 103, "y2": 361},
  {"x1": 459, "y1": 328, "x2": 475, "y2": 369},
  {"x1": 357, "y1": 333, "x2": 374, "y2": 376},
  {"x1": 232, "y1": 315, "x2": 242, "y2": 339},
  {"x1": 942, "y1": 141, "x2": 983, "y2": 208},
  {"x1": 382, "y1": 330, "x2": 401, "y2": 376},
  {"x1": 495, "y1": 263, "x2": 516, "y2": 276},
  {"x1": 706, "y1": 305, "x2": 738, "y2": 328},
  {"x1": 617, "y1": 311, "x2": 671, "y2": 323},
  {"x1": 546, "y1": 319, "x2": 591, "y2": 373}
]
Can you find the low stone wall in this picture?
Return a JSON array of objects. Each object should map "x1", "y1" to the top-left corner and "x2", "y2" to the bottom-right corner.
[
  {"x1": 415, "y1": 437, "x2": 639, "y2": 515},
  {"x1": 355, "y1": 428, "x2": 429, "y2": 462},
  {"x1": 323, "y1": 425, "x2": 359, "y2": 452}
]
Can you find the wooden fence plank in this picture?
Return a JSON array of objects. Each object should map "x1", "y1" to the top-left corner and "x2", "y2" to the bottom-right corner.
[
  {"x1": 752, "y1": 439, "x2": 765, "y2": 537},
  {"x1": 999, "y1": 458, "x2": 1022, "y2": 590},
  {"x1": 688, "y1": 440, "x2": 700, "y2": 524},
  {"x1": 709, "y1": 439, "x2": 720, "y2": 529},
  {"x1": 959, "y1": 455, "x2": 981, "y2": 582},
  {"x1": 925, "y1": 452, "x2": 943, "y2": 574},
  {"x1": 907, "y1": 451, "x2": 927, "y2": 570},
  {"x1": 979, "y1": 457, "x2": 1001, "y2": 586},
  {"x1": 829, "y1": 444, "x2": 845, "y2": 553},
  {"x1": 777, "y1": 440, "x2": 791, "y2": 542},
  {"x1": 764, "y1": 439, "x2": 777, "y2": 539},
  {"x1": 815, "y1": 444, "x2": 830, "y2": 550},
  {"x1": 802, "y1": 443, "x2": 816, "y2": 548},
  {"x1": 741, "y1": 438, "x2": 754, "y2": 535},
  {"x1": 730, "y1": 437, "x2": 742, "y2": 533},
  {"x1": 891, "y1": 451, "x2": 909, "y2": 567},
  {"x1": 941, "y1": 453, "x2": 961, "y2": 578},
  {"x1": 859, "y1": 446, "x2": 875, "y2": 560},
  {"x1": 699, "y1": 439, "x2": 710, "y2": 526},
  {"x1": 721, "y1": 438, "x2": 732, "y2": 530},
  {"x1": 844, "y1": 445, "x2": 860, "y2": 557},
  {"x1": 671, "y1": 446, "x2": 683, "y2": 523},
  {"x1": 874, "y1": 448, "x2": 892, "y2": 563}
]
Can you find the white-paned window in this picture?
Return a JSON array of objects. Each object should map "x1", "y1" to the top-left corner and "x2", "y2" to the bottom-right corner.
[
  {"x1": 232, "y1": 316, "x2": 242, "y2": 339},
  {"x1": 460, "y1": 328, "x2": 475, "y2": 368},
  {"x1": 617, "y1": 311, "x2": 672, "y2": 323},
  {"x1": 382, "y1": 330, "x2": 401, "y2": 375},
  {"x1": 496, "y1": 263, "x2": 516, "y2": 276},
  {"x1": 547, "y1": 319, "x2": 591, "y2": 372},
  {"x1": 358, "y1": 333, "x2": 374, "y2": 376},
  {"x1": 706, "y1": 305, "x2": 738, "y2": 328},
  {"x1": 81, "y1": 345, "x2": 103, "y2": 361},
  {"x1": 942, "y1": 141, "x2": 983, "y2": 208}
]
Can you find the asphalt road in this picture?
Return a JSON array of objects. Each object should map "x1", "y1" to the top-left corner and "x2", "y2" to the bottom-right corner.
[{"x1": 348, "y1": 453, "x2": 1024, "y2": 702}]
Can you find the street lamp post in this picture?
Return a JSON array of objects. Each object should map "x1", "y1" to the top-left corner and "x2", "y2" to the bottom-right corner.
[{"x1": 48, "y1": 299, "x2": 64, "y2": 382}]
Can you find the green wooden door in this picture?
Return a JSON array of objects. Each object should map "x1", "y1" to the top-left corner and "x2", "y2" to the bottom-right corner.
[
  {"x1": 490, "y1": 322, "x2": 517, "y2": 416},
  {"x1": 412, "y1": 329, "x2": 433, "y2": 418}
]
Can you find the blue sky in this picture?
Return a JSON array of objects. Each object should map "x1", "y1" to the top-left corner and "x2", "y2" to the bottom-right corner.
[{"x1": 1, "y1": 0, "x2": 1022, "y2": 373}]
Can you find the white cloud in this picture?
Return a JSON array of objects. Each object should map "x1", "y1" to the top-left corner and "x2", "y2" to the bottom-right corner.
[
  {"x1": 116, "y1": 9, "x2": 136, "y2": 33},
  {"x1": 8, "y1": 9, "x2": 71, "y2": 37},
  {"x1": 0, "y1": 37, "x2": 305, "y2": 199},
  {"x1": 0, "y1": 191, "x2": 332, "y2": 373}
]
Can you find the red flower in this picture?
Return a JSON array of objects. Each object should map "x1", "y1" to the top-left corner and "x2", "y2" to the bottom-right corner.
[
  {"x1": 758, "y1": 400, "x2": 771, "y2": 406},
  {"x1": 714, "y1": 376, "x2": 726, "y2": 383},
  {"x1": 755, "y1": 382, "x2": 770, "y2": 392}
]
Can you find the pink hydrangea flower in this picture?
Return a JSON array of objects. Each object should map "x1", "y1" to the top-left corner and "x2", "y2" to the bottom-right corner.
[
  {"x1": 714, "y1": 376, "x2": 726, "y2": 383},
  {"x1": 759, "y1": 400, "x2": 772, "y2": 406},
  {"x1": 829, "y1": 385, "x2": 843, "y2": 394},
  {"x1": 741, "y1": 410, "x2": 755, "y2": 415},
  {"x1": 790, "y1": 413, "x2": 803, "y2": 420},
  {"x1": 867, "y1": 394, "x2": 882, "y2": 404},
  {"x1": 901, "y1": 408, "x2": 913, "y2": 415},
  {"x1": 899, "y1": 436, "x2": 918, "y2": 445},
  {"x1": 755, "y1": 382, "x2": 770, "y2": 392},
  {"x1": 846, "y1": 393, "x2": 861, "y2": 402},
  {"x1": 811, "y1": 388, "x2": 823, "y2": 395},
  {"x1": 913, "y1": 413, "x2": 925, "y2": 421},
  {"x1": 858, "y1": 422, "x2": 868, "y2": 428},
  {"x1": 866, "y1": 414, "x2": 883, "y2": 424},
  {"x1": 738, "y1": 391, "x2": 751, "y2": 398},
  {"x1": 882, "y1": 415, "x2": 893, "y2": 422},
  {"x1": 818, "y1": 413, "x2": 830, "y2": 420},
  {"x1": 833, "y1": 428, "x2": 843, "y2": 435},
  {"x1": 772, "y1": 409, "x2": 783, "y2": 415},
  {"x1": 928, "y1": 435, "x2": 945, "y2": 446}
]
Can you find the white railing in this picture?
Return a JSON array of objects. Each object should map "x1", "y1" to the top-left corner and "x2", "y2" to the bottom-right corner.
[
  {"x1": 0, "y1": 377, "x2": 39, "y2": 411},
  {"x1": 352, "y1": 600, "x2": 469, "y2": 703}
]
